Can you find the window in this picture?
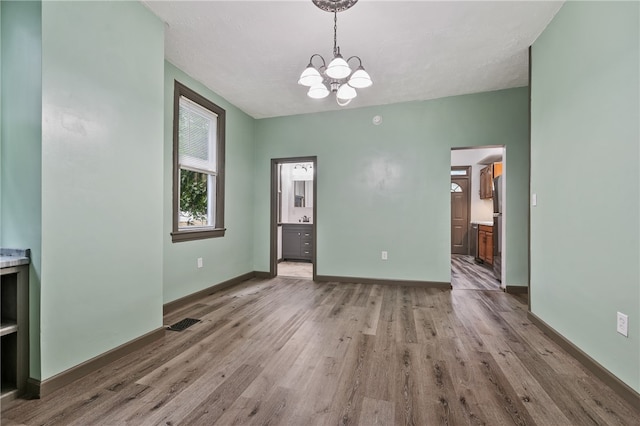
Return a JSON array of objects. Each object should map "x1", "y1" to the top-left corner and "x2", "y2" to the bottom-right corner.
[
  {"x1": 451, "y1": 183, "x2": 463, "y2": 193},
  {"x1": 172, "y1": 81, "x2": 225, "y2": 242}
]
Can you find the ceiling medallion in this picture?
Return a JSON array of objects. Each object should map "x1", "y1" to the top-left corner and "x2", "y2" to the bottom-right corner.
[
  {"x1": 311, "y1": 0, "x2": 358, "y2": 13},
  {"x1": 298, "y1": 0, "x2": 372, "y2": 106}
]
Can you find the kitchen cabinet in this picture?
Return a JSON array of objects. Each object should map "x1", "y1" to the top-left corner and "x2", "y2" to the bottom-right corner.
[
  {"x1": 479, "y1": 162, "x2": 503, "y2": 199},
  {"x1": 282, "y1": 224, "x2": 313, "y2": 261},
  {"x1": 478, "y1": 225, "x2": 493, "y2": 265},
  {"x1": 470, "y1": 223, "x2": 478, "y2": 259},
  {"x1": 1, "y1": 250, "x2": 30, "y2": 403},
  {"x1": 479, "y1": 165, "x2": 492, "y2": 199}
]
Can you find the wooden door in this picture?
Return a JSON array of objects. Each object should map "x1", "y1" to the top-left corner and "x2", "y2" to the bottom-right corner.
[{"x1": 451, "y1": 172, "x2": 470, "y2": 255}]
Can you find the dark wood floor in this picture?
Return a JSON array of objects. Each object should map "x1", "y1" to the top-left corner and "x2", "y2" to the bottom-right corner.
[
  {"x1": 452, "y1": 254, "x2": 501, "y2": 291},
  {"x1": 2, "y1": 277, "x2": 639, "y2": 425}
]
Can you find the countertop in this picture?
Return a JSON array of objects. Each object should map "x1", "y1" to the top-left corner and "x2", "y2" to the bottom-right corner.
[
  {"x1": 278, "y1": 222, "x2": 313, "y2": 225},
  {"x1": 0, "y1": 248, "x2": 31, "y2": 269},
  {"x1": 472, "y1": 221, "x2": 494, "y2": 226}
]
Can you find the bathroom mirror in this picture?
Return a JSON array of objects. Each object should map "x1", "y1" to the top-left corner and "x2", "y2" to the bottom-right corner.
[{"x1": 293, "y1": 181, "x2": 313, "y2": 208}]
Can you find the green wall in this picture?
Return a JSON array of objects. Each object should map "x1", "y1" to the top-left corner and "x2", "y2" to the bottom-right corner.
[
  {"x1": 39, "y1": 1, "x2": 165, "y2": 379},
  {"x1": 531, "y1": 1, "x2": 639, "y2": 392},
  {"x1": 254, "y1": 88, "x2": 530, "y2": 287},
  {"x1": 1, "y1": 0, "x2": 43, "y2": 380},
  {"x1": 162, "y1": 62, "x2": 256, "y2": 303},
  {"x1": 0, "y1": 0, "x2": 257, "y2": 382}
]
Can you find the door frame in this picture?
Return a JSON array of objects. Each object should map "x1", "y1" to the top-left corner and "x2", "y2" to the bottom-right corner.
[
  {"x1": 270, "y1": 156, "x2": 317, "y2": 279},
  {"x1": 451, "y1": 166, "x2": 472, "y2": 255}
]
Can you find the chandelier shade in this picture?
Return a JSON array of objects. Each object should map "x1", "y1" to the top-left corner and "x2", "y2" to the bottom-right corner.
[
  {"x1": 298, "y1": 65, "x2": 324, "y2": 87},
  {"x1": 308, "y1": 83, "x2": 330, "y2": 99},
  {"x1": 336, "y1": 83, "x2": 357, "y2": 101},
  {"x1": 297, "y1": 0, "x2": 372, "y2": 106},
  {"x1": 326, "y1": 54, "x2": 352, "y2": 79},
  {"x1": 348, "y1": 66, "x2": 373, "y2": 88}
]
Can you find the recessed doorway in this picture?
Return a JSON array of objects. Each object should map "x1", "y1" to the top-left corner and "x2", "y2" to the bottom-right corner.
[
  {"x1": 270, "y1": 157, "x2": 317, "y2": 280},
  {"x1": 450, "y1": 147, "x2": 505, "y2": 290}
]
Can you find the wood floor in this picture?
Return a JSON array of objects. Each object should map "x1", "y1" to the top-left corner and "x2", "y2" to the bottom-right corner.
[
  {"x1": 277, "y1": 261, "x2": 312, "y2": 278},
  {"x1": 2, "y1": 277, "x2": 639, "y2": 425},
  {"x1": 451, "y1": 254, "x2": 501, "y2": 291}
]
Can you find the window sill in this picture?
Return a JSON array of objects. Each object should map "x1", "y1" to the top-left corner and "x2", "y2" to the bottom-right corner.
[{"x1": 171, "y1": 228, "x2": 226, "y2": 243}]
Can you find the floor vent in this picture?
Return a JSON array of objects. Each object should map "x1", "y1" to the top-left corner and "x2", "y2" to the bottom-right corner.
[{"x1": 167, "y1": 318, "x2": 201, "y2": 331}]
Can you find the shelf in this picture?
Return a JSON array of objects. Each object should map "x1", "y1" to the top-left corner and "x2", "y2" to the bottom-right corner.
[
  {"x1": 0, "y1": 255, "x2": 30, "y2": 399},
  {"x1": 0, "y1": 321, "x2": 18, "y2": 337}
]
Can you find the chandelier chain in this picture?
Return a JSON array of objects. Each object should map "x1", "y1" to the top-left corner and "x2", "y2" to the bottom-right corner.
[{"x1": 333, "y1": 8, "x2": 338, "y2": 57}]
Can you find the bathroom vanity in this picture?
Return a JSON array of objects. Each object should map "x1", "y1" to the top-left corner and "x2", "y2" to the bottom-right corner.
[{"x1": 282, "y1": 224, "x2": 313, "y2": 261}]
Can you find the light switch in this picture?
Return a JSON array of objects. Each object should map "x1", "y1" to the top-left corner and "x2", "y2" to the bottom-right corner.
[{"x1": 532, "y1": 193, "x2": 537, "y2": 207}]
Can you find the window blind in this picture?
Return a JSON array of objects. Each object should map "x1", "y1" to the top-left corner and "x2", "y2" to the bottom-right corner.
[{"x1": 178, "y1": 96, "x2": 218, "y2": 174}]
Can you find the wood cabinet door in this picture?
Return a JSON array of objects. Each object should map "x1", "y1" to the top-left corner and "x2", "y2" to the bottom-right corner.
[
  {"x1": 480, "y1": 165, "x2": 495, "y2": 199},
  {"x1": 485, "y1": 231, "x2": 493, "y2": 265},
  {"x1": 480, "y1": 167, "x2": 487, "y2": 199},
  {"x1": 477, "y1": 227, "x2": 493, "y2": 265}
]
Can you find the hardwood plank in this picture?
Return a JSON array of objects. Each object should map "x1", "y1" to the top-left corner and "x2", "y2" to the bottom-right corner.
[
  {"x1": 417, "y1": 342, "x2": 479, "y2": 425},
  {"x1": 216, "y1": 386, "x2": 295, "y2": 426},
  {"x1": 412, "y1": 307, "x2": 438, "y2": 343},
  {"x1": 171, "y1": 363, "x2": 263, "y2": 425},
  {"x1": 358, "y1": 396, "x2": 394, "y2": 426},
  {"x1": 515, "y1": 352, "x2": 611, "y2": 425},
  {"x1": 241, "y1": 313, "x2": 314, "y2": 399},
  {"x1": 481, "y1": 336, "x2": 573, "y2": 425},
  {"x1": 451, "y1": 254, "x2": 501, "y2": 291},
  {"x1": 208, "y1": 395, "x2": 257, "y2": 426},
  {"x1": 246, "y1": 386, "x2": 293, "y2": 425},
  {"x1": 325, "y1": 333, "x2": 374, "y2": 426},
  {"x1": 361, "y1": 285, "x2": 383, "y2": 335},
  {"x1": 475, "y1": 351, "x2": 538, "y2": 425},
  {"x1": 3, "y1": 277, "x2": 639, "y2": 426},
  {"x1": 397, "y1": 286, "x2": 418, "y2": 344},
  {"x1": 287, "y1": 356, "x2": 342, "y2": 425},
  {"x1": 435, "y1": 337, "x2": 490, "y2": 425},
  {"x1": 66, "y1": 384, "x2": 151, "y2": 426},
  {"x1": 393, "y1": 344, "x2": 429, "y2": 426}
]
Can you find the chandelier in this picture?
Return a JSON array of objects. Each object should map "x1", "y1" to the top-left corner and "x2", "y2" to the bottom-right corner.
[{"x1": 298, "y1": 0, "x2": 373, "y2": 106}]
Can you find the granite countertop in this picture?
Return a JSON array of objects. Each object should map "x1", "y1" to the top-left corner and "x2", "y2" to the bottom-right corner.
[
  {"x1": 0, "y1": 248, "x2": 31, "y2": 269},
  {"x1": 472, "y1": 221, "x2": 494, "y2": 226}
]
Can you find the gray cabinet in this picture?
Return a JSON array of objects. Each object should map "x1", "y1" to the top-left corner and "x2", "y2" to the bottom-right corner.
[{"x1": 282, "y1": 224, "x2": 313, "y2": 261}]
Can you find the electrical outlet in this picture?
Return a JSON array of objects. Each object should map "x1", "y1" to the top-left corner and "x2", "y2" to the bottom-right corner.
[
  {"x1": 532, "y1": 193, "x2": 537, "y2": 206},
  {"x1": 197, "y1": 257, "x2": 203, "y2": 269},
  {"x1": 381, "y1": 251, "x2": 388, "y2": 260},
  {"x1": 617, "y1": 312, "x2": 628, "y2": 337}
]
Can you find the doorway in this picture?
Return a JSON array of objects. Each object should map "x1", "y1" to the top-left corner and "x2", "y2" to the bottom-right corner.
[
  {"x1": 270, "y1": 156, "x2": 317, "y2": 280},
  {"x1": 450, "y1": 147, "x2": 504, "y2": 290}
]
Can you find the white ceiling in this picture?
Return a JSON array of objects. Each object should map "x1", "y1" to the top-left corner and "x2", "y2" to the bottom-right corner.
[{"x1": 142, "y1": 0, "x2": 564, "y2": 119}]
